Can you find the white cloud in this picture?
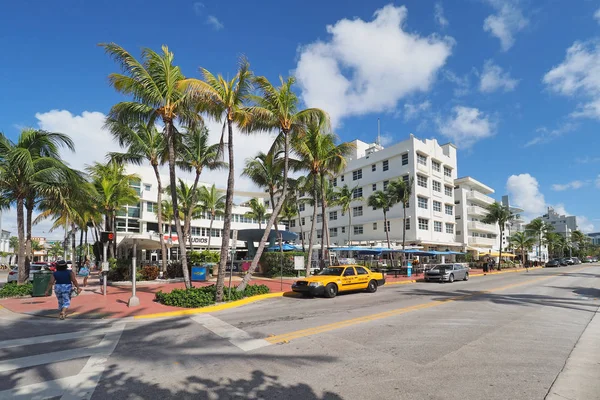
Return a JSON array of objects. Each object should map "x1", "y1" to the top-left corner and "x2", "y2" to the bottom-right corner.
[
  {"x1": 575, "y1": 156, "x2": 600, "y2": 164},
  {"x1": 436, "y1": 106, "x2": 494, "y2": 148},
  {"x1": 434, "y1": 3, "x2": 449, "y2": 28},
  {"x1": 483, "y1": 0, "x2": 528, "y2": 51},
  {"x1": 551, "y1": 180, "x2": 588, "y2": 191},
  {"x1": 295, "y1": 4, "x2": 453, "y2": 128},
  {"x1": 524, "y1": 121, "x2": 578, "y2": 147},
  {"x1": 506, "y1": 174, "x2": 595, "y2": 232},
  {"x1": 193, "y1": 2, "x2": 205, "y2": 15},
  {"x1": 207, "y1": 15, "x2": 224, "y2": 30},
  {"x1": 403, "y1": 101, "x2": 431, "y2": 121},
  {"x1": 443, "y1": 70, "x2": 470, "y2": 97},
  {"x1": 479, "y1": 60, "x2": 518, "y2": 93},
  {"x1": 543, "y1": 40, "x2": 600, "y2": 119},
  {"x1": 595, "y1": 8, "x2": 600, "y2": 24}
]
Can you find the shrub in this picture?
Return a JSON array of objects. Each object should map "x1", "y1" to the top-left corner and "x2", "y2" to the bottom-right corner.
[
  {"x1": 260, "y1": 251, "x2": 306, "y2": 278},
  {"x1": 0, "y1": 283, "x2": 33, "y2": 298},
  {"x1": 166, "y1": 262, "x2": 193, "y2": 279},
  {"x1": 189, "y1": 250, "x2": 220, "y2": 265},
  {"x1": 155, "y1": 284, "x2": 270, "y2": 308},
  {"x1": 141, "y1": 265, "x2": 160, "y2": 281}
]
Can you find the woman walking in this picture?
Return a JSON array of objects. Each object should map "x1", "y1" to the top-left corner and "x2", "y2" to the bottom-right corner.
[
  {"x1": 79, "y1": 260, "x2": 91, "y2": 287},
  {"x1": 45, "y1": 260, "x2": 81, "y2": 320}
]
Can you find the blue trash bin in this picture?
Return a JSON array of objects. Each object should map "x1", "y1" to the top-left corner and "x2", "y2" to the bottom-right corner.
[
  {"x1": 407, "y1": 261, "x2": 412, "y2": 277},
  {"x1": 191, "y1": 265, "x2": 207, "y2": 282}
]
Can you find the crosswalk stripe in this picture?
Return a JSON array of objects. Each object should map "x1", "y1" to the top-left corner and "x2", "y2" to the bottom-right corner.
[
  {"x1": 190, "y1": 314, "x2": 270, "y2": 352},
  {"x1": 0, "y1": 327, "x2": 115, "y2": 349}
]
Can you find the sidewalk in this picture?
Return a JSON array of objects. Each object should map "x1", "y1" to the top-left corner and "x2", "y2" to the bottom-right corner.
[{"x1": 0, "y1": 266, "x2": 538, "y2": 320}]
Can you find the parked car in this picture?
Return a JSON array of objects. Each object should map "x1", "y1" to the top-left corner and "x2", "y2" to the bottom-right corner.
[
  {"x1": 6, "y1": 266, "x2": 18, "y2": 283},
  {"x1": 572, "y1": 257, "x2": 581, "y2": 265},
  {"x1": 561, "y1": 258, "x2": 574, "y2": 266},
  {"x1": 545, "y1": 259, "x2": 560, "y2": 268},
  {"x1": 292, "y1": 265, "x2": 385, "y2": 298},
  {"x1": 424, "y1": 264, "x2": 469, "y2": 283},
  {"x1": 6, "y1": 263, "x2": 50, "y2": 283}
]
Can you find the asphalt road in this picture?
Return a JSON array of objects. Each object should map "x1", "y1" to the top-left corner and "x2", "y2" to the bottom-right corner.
[{"x1": 1, "y1": 264, "x2": 599, "y2": 400}]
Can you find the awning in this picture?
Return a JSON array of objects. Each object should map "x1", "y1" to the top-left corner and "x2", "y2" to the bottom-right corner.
[
  {"x1": 482, "y1": 252, "x2": 517, "y2": 258},
  {"x1": 117, "y1": 234, "x2": 163, "y2": 250},
  {"x1": 267, "y1": 243, "x2": 300, "y2": 251}
]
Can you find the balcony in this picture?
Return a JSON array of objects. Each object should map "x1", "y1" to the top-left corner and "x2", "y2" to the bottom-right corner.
[
  {"x1": 468, "y1": 221, "x2": 497, "y2": 233},
  {"x1": 417, "y1": 163, "x2": 429, "y2": 174},
  {"x1": 468, "y1": 237, "x2": 496, "y2": 247},
  {"x1": 466, "y1": 191, "x2": 494, "y2": 206},
  {"x1": 443, "y1": 174, "x2": 454, "y2": 184},
  {"x1": 467, "y1": 206, "x2": 487, "y2": 216}
]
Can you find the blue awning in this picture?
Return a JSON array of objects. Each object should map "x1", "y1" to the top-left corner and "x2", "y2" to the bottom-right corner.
[{"x1": 267, "y1": 243, "x2": 300, "y2": 251}]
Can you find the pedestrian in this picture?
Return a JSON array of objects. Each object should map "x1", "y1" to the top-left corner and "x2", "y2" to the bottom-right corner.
[
  {"x1": 483, "y1": 258, "x2": 489, "y2": 275},
  {"x1": 79, "y1": 260, "x2": 90, "y2": 287},
  {"x1": 45, "y1": 260, "x2": 81, "y2": 320}
]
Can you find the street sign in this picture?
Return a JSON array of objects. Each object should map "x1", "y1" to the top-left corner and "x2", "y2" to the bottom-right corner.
[
  {"x1": 231, "y1": 230, "x2": 238, "y2": 250},
  {"x1": 101, "y1": 232, "x2": 115, "y2": 243},
  {"x1": 294, "y1": 256, "x2": 305, "y2": 270},
  {"x1": 101, "y1": 261, "x2": 109, "y2": 271}
]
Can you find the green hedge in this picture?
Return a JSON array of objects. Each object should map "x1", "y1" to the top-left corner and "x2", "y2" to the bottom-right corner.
[
  {"x1": 155, "y1": 284, "x2": 270, "y2": 308},
  {"x1": 260, "y1": 251, "x2": 306, "y2": 277},
  {"x1": 0, "y1": 283, "x2": 33, "y2": 298},
  {"x1": 189, "y1": 250, "x2": 220, "y2": 264}
]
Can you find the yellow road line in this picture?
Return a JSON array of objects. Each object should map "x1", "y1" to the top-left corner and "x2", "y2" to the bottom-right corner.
[{"x1": 264, "y1": 273, "x2": 563, "y2": 344}]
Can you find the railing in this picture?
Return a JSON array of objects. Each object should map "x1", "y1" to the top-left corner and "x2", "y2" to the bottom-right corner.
[
  {"x1": 467, "y1": 206, "x2": 487, "y2": 216},
  {"x1": 466, "y1": 191, "x2": 494, "y2": 205},
  {"x1": 468, "y1": 236, "x2": 496, "y2": 246},
  {"x1": 468, "y1": 221, "x2": 496, "y2": 233}
]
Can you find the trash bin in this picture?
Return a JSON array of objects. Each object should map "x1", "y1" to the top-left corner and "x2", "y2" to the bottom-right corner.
[
  {"x1": 191, "y1": 265, "x2": 208, "y2": 282},
  {"x1": 32, "y1": 271, "x2": 52, "y2": 297},
  {"x1": 407, "y1": 261, "x2": 412, "y2": 277}
]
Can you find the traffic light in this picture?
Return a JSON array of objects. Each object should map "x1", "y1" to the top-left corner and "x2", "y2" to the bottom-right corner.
[{"x1": 101, "y1": 231, "x2": 115, "y2": 243}]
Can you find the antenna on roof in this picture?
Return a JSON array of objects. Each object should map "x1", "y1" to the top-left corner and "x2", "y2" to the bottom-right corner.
[{"x1": 377, "y1": 118, "x2": 381, "y2": 146}]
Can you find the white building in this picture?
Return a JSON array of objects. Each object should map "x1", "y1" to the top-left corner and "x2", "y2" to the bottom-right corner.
[
  {"x1": 540, "y1": 207, "x2": 578, "y2": 237},
  {"x1": 289, "y1": 135, "x2": 463, "y2": 252},
  {"x1": 117, "y1": 165, "x2": 284, "y2": 263},
  {"x1": 502, "y1": 195, "x2": 548, "y2": 262}
]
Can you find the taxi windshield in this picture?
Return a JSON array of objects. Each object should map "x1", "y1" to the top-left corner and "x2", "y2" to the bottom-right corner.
[{"x1": 318, "y1": 267, "x2": 344, "y2": 276}]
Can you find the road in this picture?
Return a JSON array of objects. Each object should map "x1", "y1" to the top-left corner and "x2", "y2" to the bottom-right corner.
[{"x1": 1, "y1": 264, "x2": 599, "y2": 399}]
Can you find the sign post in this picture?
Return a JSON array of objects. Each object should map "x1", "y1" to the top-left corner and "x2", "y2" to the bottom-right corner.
[
  {"x1": 228, "y1": 230, "x2": 238, "y2": 299},
  {"x1": 100, "y1": 232, "x2": 114, "y2": 297}
]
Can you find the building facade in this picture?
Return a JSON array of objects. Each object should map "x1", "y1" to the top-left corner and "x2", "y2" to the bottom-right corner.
[
  {"x1": 502, "y1": 195, "x2": 548, "y2": 262},
  {"x1": 540, "y1": 207, "x2": 578, "y2": 237},
  {"x1": 289, "y1": 135, "x2": 463, "y2": 252}
]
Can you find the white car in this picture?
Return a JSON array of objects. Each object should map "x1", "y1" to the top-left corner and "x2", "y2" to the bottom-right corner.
[
  {"x1": 6, "y1": 264, "x2": 49, "y2": 283},
  {"x1": 6, "y1": 266, "x2": 18, "y2": 283}
]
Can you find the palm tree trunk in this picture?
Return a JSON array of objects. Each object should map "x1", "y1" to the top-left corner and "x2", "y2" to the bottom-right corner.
[
  {"x1": 85, "y1": 229, "x2": 89, "y2": 258},
  {"x1": 216, "y1": 120, "x2": 235, "y2": 301},
  {"x1": 498, "y1": 227, "x2": 503, "y2": 271},
  {"x1": 384, "y1": 210, "x2": 391, "y2": 248},
  {"x1": 296, "y1": 200, "x2": 306, "y2": 252},
  {"x1": 402, "y1": 204, "x2": 407, "y2": 267},
  {"x1": 237, "y1": 130, "x2": 290, "y2": 292},
  {"x1": 304, "y1": 173, "x2": 319, "y2": 278},
  {"x1": 187, "y1": 172, "x2": 202, "y2": 256},
  {"x1": 79, "y1": 228, "x2": 84, "y2": 266},
  {"x1": 269, "y1": 189, "x2": 279, "y2": 249},
  {"x1": 166, "y1": 121, "x2": 190, "y2": 289},
  {"x1": 152, "y1": 165, "x2": 168, "y2": 273},
  {"x1": 348, "y1": 211, "x2": 352, "y2": 245},
  {"x1": 71, "y1": 222, "x2": 77, "y2": 263},
  {"x1": 207, "y1": 214, "x2": 214, "y2": 251},
  {"x1": 16, "y1": 198, "x2": 27, "y2": 284},
  {"x1": 112, "y1": 215, "x2": 117, "y2": 259},
  {"x1": 25, "y1": 200, "x2": 33, "y2": 275},
  {"x1": 321, "y1": 189, "x2": 329, "y2": 264}
]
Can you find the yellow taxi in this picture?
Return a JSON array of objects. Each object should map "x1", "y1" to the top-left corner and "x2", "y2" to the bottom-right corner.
[{"x1": 291, "y1": 265, "x2": 385, "y2": 298}]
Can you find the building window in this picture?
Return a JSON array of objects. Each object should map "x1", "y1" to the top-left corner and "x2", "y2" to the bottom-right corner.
[
  {"x1": 146, "y1": 202, "x2": 156, "y2": 213},
  {"x1": 405, "y1": 218, "x2": 411, "y2": 230},
  {"x1": 144, "y1": 184, "x2": 152, "y2": 191},
  {"x1": 433, "y1": 200, "x2": 441, "y2": 212},
  {"x1": 445, "y1": 204, "x2": 453, "y2": 216},
  {"x1": 299, "y1": 203, "x2": 305, "y2": 212},
  {"x1": 373, "y1": 222, "x2": 378, "y2": 230},
  {"x1": 341, "y1": 226, "x2": 346, "y2": 233},
  {"x1": 353, "y1": 169, "x2": 362, "y2": 181},
  {"x1": 434, "y1": 221, "x2": 442, "y2": 232},
  {"x1": 301, "y1": 217, "x2": 305, "y2": 226},
  {"x1": 383, "y1": 180, "x2": 389, "y2": 190},
  {"x1": 432, "y1": 161, "x2": 441, "y2": 172},
  {"x1": 418, "y1": 196, "x2": 428, "y2": 209},
  {"x1": 330, "y1": 178, "x2": 337, "y2": 187},
  {"x1": 383, "y1": 160, "x2": 389, "y2": 171},
  {"x1": 444, "y1": 166, "x2": 452, "y2": 177},
  {"x1": 402, "y1": 153, "x2": 408, "y2": 166},
  {"x1": 418, "y1": 218, "x2": 428, "y2": 230},
  {"x1": 417, "y1": 153, "x2": 427, "y2": 166},
  {"x1": 341, "y1": 175, "x2": 345, "y2": 182},
  {"x1": 446, "y1": 223, "x2": 454, "y2": 234},
  {"x1": 385, "y1": 220, "x2": 391, "y2": 232},
  {"x1": 417, "y1": 175, "x2": 427, "y2": 188},
  {"x1": 445, "y1": 186, "x2": 453, "y2": 197},
  {"x1": 433, "y1": 181, "x2": 441, "y2": 192},
  {"x1": 371, "y1": 164, "x2": 376, "y2": 172},
  {"x1": 353, "y1": 187, "x2": 363, "y2": 199},
  {"x1": 329, "y1": 211, "x2": 338, "y2": 220},
  {"x1": 353, "y1": 225, "x2": 364, "y2": 235},
  {"x1": 290, "y1": 219, "x2": 296, "y2": 228},
  {"x1": 330, "y1": 227, "x2": 338, "y2": 237},
  {"x1": 317, "y1": 214, "x2": 323, "y2": 223},
  {"x1": 372, "y1": 183, "x2": 377, "y2": 191},
  {"x1": 317, "y1": 230, "x2": 322, "y2": 239},
  {"x1": 353, "y1": 206, "x2": 363, "y2": 217}
]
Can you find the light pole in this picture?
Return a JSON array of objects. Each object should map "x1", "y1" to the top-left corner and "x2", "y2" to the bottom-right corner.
[{"x1": 128, "y1": 239, "x2": 140, "y2": 307}]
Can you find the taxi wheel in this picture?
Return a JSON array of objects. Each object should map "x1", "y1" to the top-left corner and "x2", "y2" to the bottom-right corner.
[
  {"x1": 366, "y1": 280, "x2": 378, "y2": 293},
  {"x1": 324, "y1": 283, "x2": 338, "y2": 298}
]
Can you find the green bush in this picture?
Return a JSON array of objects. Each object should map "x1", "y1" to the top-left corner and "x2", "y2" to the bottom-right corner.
[
  {"x1": 141, "y1": 265, "x2": 160, "y2": 281},
  {"x1": 260, "y1": 251, "x2": 306, "y2": 278},
  {"x1": 188, "y1": 250, "x2": 220, "y2": 265},
  {"x1": 0, "y1": 283, "x2": 33, "y2": 298},
  {"x1": 166, "y1": 262, "x2": 192, "y2": 279},
  {"x1": 155, "y1": 284, "x2": 270, "y2": 308}
]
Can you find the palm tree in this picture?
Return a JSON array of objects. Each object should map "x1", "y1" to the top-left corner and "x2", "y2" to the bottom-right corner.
[
  {"x1": 101, "y1": 43, "x2": 200, "y2": 289},
  {"x1": 290, "y1": 120, "x2": 354, "y2": 277},
  {"x1": 280, "y1": 200, "x2": 297, "y2": 232},
  {"x1": 0, "y1": 129, "x2": 75, "y2": 283},
  {"x1": 525, "y1": 218, "x2": 551, "y2": 263},
  {"x1": 179, "y1": 58, "x2": 255, "y2": 301},
  {"x1": 482, "y1": 202, "x2": 514, "y2": 270},
  {"x1": 509, "y1": 232, "x2": 535, "y2": 267},
  {"x1": 236, "y1": 76, "x2": 328, "y2": 292},
  {"x1": 48, "y1": 241, "x2": 63, "y2": 261},
  {"x1": 168, "y1": 179, "x2": 203, "y2": 252},
  {"x1": 107, "y1": 121, "x2": 169, "y2": 272},
  {"x1": 387, "y1": 177, "x2": 414, "y2": 266},
  {"x1": 570, "y1": 230, "x2": 588, "y2": 257},
  {"x1": 244, "y1": 198, "x2": 269, "y2": 229},
  {"x1": 287, "y1": 176, "x2": 309, "y2": 252},
  {"x1": 368, "y1": 191, "x2": 394, "y2": 249},
  {"x1": 197, "y1": 184, "x2": 226, "y2": 252},
  {"x1": 334, "y1": 184, "x2": 361, "y2": 246},
  {"x1": 160, "y1": 199, "x2": 177, "y2": 261}
]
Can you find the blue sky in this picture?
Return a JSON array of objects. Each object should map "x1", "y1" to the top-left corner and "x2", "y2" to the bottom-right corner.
[{"x1": 1, "y1": 0, "x2": 599, "y2": 236}]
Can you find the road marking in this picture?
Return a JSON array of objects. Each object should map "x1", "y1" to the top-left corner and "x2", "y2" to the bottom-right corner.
[
  {"x1": 0, "y1": 322, "x2": 125, "y2": 400},
  {"x1": 265, "y1": 275, "x2": 555, "y2": 344},
  {"x1": 0, "y1": 326, "x2": 116, "y2": 349},
  {"x1": 191, "y1": 314, "x2": 270, "y2": 352}
]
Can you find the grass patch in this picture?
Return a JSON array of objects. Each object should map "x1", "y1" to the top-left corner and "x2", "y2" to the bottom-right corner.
[
  {"x1": 155, "y1": 284, "x2": 270, "y2": 308},
  {"x1": 0, "y1": 283, "x2": 33, "y2": 298}
]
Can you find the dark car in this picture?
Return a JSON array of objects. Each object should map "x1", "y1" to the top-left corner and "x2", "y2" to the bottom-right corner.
[
  {"x1": 545, "y1": 259, "x2": 560, "y2": 268},
  {"x1": 559, "y1": 258, "x2": 571, "y2": 266}
]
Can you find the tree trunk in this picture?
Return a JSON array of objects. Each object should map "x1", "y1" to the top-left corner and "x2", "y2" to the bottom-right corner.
[
  {"x1": 25, "y1": 200, "x2": 33, "y2": 276},
  {"x1": 112, "y1": 215, "x2": 117, "y2": 259},
  {"x1": 348, "y1": 210, "x2": 352, "y2": 245},
  {"x1": 16, "y1": 198, "x2": 27, "y2": 284},
  {"x1": 71, "y1": 223, "x2": 77, "y2": 263},
  {"x1": 270, "y1": 189, "x2": 279, "y2": 249},
  {"x1": 187, "y1": 171, "x2": 202, "y2": 256},
  {"x1": 320, "y1": 175, "x2": 329, "y2": 264},
  {"x1": 498, "y1": 227, "x2": 503, "y2": 271},
  {"x1": 152, "y1": 164, "x2": 168, "y2": 273},
  {"x1": 296, "y1": 200, "x2": 306, "y2": 252},
  {"x1": 216, "y1": 119, "x2": 235, "y2": 301},
  {"x1": 84, "y1": 229, "x2": 88, "y2": 259},
  {"x1": 384, "y1": 210, "x2": 391, "y2": 249},
  {"x1": 207, "y1": 214, "x2": 214, "y2": 251},
  {"x1": 236, "y1": 130, "x2": 290, "y2": 292},
  {"x1": 303, "y1": 173, "x2": 319, "y2": 278},
  {"x1": 166, "y1": 121, "x2": 190, "y2": 288},
  {"x1": 79, "y1": 228, "x2": 84, "y2": 266},
  {"x1": 402, "y1": 204, "x2": 407, "y2": 267}
]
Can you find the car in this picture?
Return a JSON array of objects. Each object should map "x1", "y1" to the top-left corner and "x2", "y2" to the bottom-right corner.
[
  {"x1": 291, "y1": 265, "x2": 385, "y2": 298},
  {"x1": 572, "y1": 257, "x2": 581, "y2": 265},
  {"x1": 424, "y1": 264, "x2": 469, "y2": 283},
  {"x1": 559, "y1": 258, "x2": 573, "y2": 266},
  {"x1": 6, "y1": 264, "x2": 50, "y2": 283},
  {"x1": 6, "y1": 266, "x2": 18, "y2": 283},
  {"x1": 545, "y1": 259, "x2": 560, "y2": 268}
]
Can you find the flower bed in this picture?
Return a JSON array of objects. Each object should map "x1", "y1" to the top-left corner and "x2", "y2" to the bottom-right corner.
[{"x1": 155, "y1": 284, "x2": 270, "y2": 308}]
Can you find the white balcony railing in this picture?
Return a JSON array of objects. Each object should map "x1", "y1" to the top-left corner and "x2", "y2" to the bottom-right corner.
[
  {"x1": 468, "y1": 221, "x2": 497, "y2": 233},
  {"x1": 467, "y1": 206, "x2": 487, "y2": 216},
  {"x1": 468, "y1": 236, "x2": 496, "y2": 247},
  {"x1": 466, "y1": 191, "x2": 494, "y2": 205}
]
